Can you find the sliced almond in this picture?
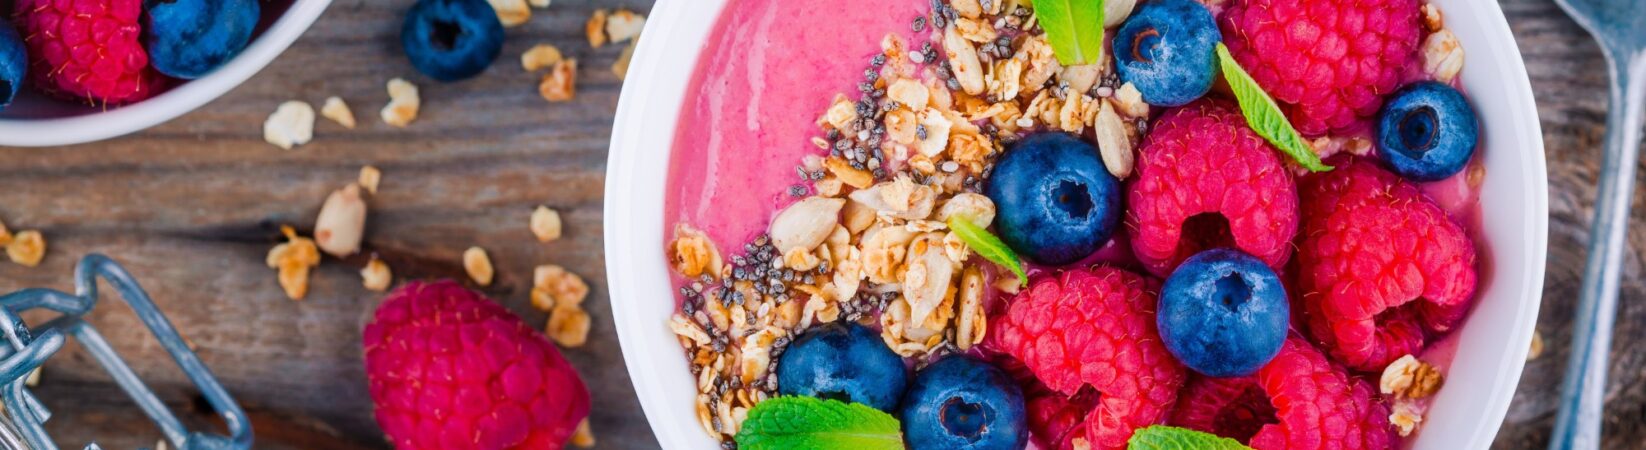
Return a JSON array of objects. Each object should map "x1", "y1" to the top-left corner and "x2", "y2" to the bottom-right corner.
[
  {"x1": 901, "y1": 233, "x2": 955, "y2": 327},
  {"x1": 936, "y1": 192, "x2": 996, "y2": 228},
  {"x1": 942, "y1": 26, "x2": 986, "y2": 95},
  {"x1": 769, "y1": 197, "x2": 846, "y2": 253},
  {"x1": 954, "y1": 266, "x2": 986, "y2": 349},
  {"x1": 1094, "y1": 100, "x2": 1135, "y2": 179}
]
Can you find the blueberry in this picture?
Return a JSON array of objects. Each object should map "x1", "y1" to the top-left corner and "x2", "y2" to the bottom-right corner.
[
  {"x1": 400, "y1": 0, "x2": 504, "y2": 82},
  {"x1": 1157, "y1": 249, "x2": 1288, "y2": 377},
  {"x1": 1112, "y1": 0, "x2": 1220, "y2": 107},
  {"x1": 144, "y1": 0, "x2": 259, "y2": 79},
  {"x1": 899, "y1": 356, "x2": 1027, "y2": 450},
  {"x1": 1375, "y1": 81, "x2": 1479, "y2": 181},
  {"x1": 984, "y1": 132, "x2": 1121, "y2": 266},
  {"x1": 776, "y1": 322, "x2": 908, "y2": 412},
  {"x1": 0, "y1": 20, "x2": 27, "y2": 109}
]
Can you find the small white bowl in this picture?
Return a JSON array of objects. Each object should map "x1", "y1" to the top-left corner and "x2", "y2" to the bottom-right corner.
[
  {"x1": 605, "y1": 0, "x2": 1548, "y2": 447},
  {"x1": 0, "y1": 0, "x2": 331, "y2": 147}
]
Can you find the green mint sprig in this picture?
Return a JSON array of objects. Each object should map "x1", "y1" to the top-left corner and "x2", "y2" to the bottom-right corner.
[
  {"x1": 1128, "y1": 425, "x2": 1255, "y2": 450},
  {"x1": 1033, "y1": 0, "x2": 1106, "y2": 66},
  {"x1": 947, "y1": 216, "x2": 1028, "y2": 287},
  {"x1": 734, "y1": 396, "x2": 903, "y2": 450},
  {"x1": 1215, "y1": 42, "x2": 1333, "y2": 172}
]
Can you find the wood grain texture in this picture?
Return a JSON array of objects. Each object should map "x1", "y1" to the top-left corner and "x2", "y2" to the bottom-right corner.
[{"x1": 0, "y1": 0, "x2": 1643, "y2": 448}]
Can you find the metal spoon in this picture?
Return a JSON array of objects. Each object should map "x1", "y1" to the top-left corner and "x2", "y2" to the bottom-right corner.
[{"x1": 1549, "y1": 0, "x2": 1646, "y2": 447}]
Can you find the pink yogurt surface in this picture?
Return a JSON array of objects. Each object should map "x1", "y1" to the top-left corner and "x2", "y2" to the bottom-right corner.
[{"x1": 664, "y1": 0, "x2": 925, "y2": 250}]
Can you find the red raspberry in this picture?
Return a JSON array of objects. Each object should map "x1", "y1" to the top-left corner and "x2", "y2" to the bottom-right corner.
[
  {"x1": 1172, "y1": 338, "x2": 1394, "y2": 449},
  {"x1": 988, "y1": 267, "x2": 1186, "y2": 450},
  {"x1": 364, "y1": 280, "x2": 590, "y2": 449},
  {"x1": 1126, "y1": 98, "x2": 1299, "y2": 278},
  {"x1": 995, "y1": 354, "x2": 1097, "y2": 450},
  {"x1": 14, "y1": 0, "x2": 157, "y2": 104},
  {"x1": 1295, "y1": 159, "x2": 1476, "y2": 372},
  {"x1": 1219, "y1": 0, "x2": 1421, "y2": 135}
]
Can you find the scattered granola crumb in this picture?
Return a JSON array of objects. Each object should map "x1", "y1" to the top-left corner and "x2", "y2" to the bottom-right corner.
[
  {"x1": 585, "y1": 9, "x2": 609, "y2": 48},
  {"x1": 539, "y1": 59, "x2": 579, "y2": 102},
  {"x1": 0, "y1": 217, "x2": 12, "y2": 246},
  {"x1": 23, "y1": 367, "x2": 39, "y2": 387},
  {"x1": 534, "y1": 264, "x2": 589, "y2": 308},
  {"x1": 1379, "y1": 354, "x2": 1444, "y2": 399},
  {"x1": 314, "y1": 184, "x2": 367, "y2": 257},
  {"x1": 487, "y1": 0, "x2": 530, "y2": 27},
  {"x1": 6, "y1": 230, "x2": 45, "y2": 267},
  {"x1": 613, "y1": 36, "x2": 639, "y2": 80},
  {"x1": 528, "y1": 0, "x2": 547, "y2": 7},
  {"x1": 463, "y1": 246, "x2": 495, "y2": 286},
  {"x1": 267, "y1": 226, "x2": 321, "y2": 301},
  {"x1": 1421, "y1": 3, "x2": 1443, "y2": 31},
  {"x1": 522, "y1": 44, "x2": 564, "y2": 71},
  {"x1": 605, "y1": 9, "x2": 645, "y2": 44},
  {"x1": 263, "y1": 100, "x2": 315, "y2": 150},
  {"x1": 321, "y1": 96, "x2": 357, "y2": 129},
  {"x1": 1528, "y1": 330, "x2": 1544, "y2": 361},
  {"x1": 358, "y1": 165, "x2": 382, "y2": 194},
  {"x1": 361, "y1": 256, "x2": 393, "y2": 292},
  {"x1": 547, "y1": 304, "x2": 591, "y2": 347},
  {"x1": 155, "y1": 440, "x2": 168, "y2": 450},
  {"x1": 1422, "y1": 29, "x2": 1464, "y2": 84},
  {"x1": 531, "y1": 206, "x2": 564, "y2": 243},
  {"x1": 570, "y1": 418, "x2": 596, "y2": 447},
  {"x1": 381, "y1": 78, "x2": 421, "y2": 127}
]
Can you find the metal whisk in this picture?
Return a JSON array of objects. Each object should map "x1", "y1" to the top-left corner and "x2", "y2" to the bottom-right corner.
[{"x1": 0, "y1": 254, "x2": 251, "y2": 450}]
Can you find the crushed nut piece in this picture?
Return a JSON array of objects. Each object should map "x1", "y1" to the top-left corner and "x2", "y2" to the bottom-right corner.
[
  {"x1": 358, "y1": 165, "x2": 382, "y2": 194},
  {"x1": 361, "y1": 257, "x2": 392, "y2": 292},
  {"x1": 314, "y1": 184, "x2": 367, "y2": 257},
  {"x1": 586, "y1": 9, "x2": 609, "y2": 47},
  {"x1": 267, "y1": 226, "x2": 320, "y2": 300},
  {"x1": 487, "y1": 0, "x2": 530, "y2": 26},
  {"x1": 321, "y1": 96, "x2": 356, "y2": 129},
  {"x1": 0, "y1": 217, "x2": 11, "y2": 246},
  {"x1": 463, "y1": 246, "x2": 495, "y2": 286},
  {"x1": 1111, "y1": 82, "x2": 1150, "y2": 117},
  {"x1": 1380, "y1": 354, "x2": 1444, "y2": 399},
  {"x1": 263, "y1": 101, "x2": 315, "y2": 150},
  {"x1": 606, "y1": 9, "x2": 646, "y2": 44},
  {"x1": 547, "y1": 305, "x2": 591, "y2": 347},
  {"x1": 24, "y1": 367, "x2": 40, "y2": 387},
  {"x1": 1422, "y1": 29, "x2": 1464, "y2": 84},
  {"x1": 381, "y1": 78, "x2": 420, "y2": 127},
  {"x1": 570, "y1": 418, "x2": 595, "y2": 447},
  {"x1": 614, "y1": 36, "x2": 639, "y2": 79},
  {"x1": 534, "y1": 264, "x2": 589, "y2": 308},
  {"x1": 1390, "y1": 401, "x2": 1424, "y2": 437},
  {"x1": 522, "y1": 44, "x2": 564, "y2": 71},
  {"x1": 531, "y1": 206, "x2": 564, "y2": 242},
  {"x1": 5, "y1": 230, "x2": 44, "y2": 267},
  {"x1": 540, "y1": 59, "x2": 579, "y2": 102},
  {"x1": 1421, "y1": 4, "x2": 1443, "y2": 31}
]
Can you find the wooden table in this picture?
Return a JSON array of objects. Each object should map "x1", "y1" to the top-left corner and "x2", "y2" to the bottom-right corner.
[{"x1": 0, "y1": 0, "x2": 1640, "y2": 448}]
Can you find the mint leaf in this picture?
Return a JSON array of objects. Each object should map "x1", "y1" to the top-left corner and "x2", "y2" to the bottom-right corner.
[
  {"x1": 947, "y1": 216, "x2": 1028, "y2": 287},
  {"x1": 1034, "y1": 0, "x2": 1105, "y2": 66},
  {"x1": 1215, "y1": 42, "x2": 1332, "y2": 172},
  {"x1": 735, "y1": 397, "x2": 904, "y2": 450},
  {"x1": 1128, "y1": 426, "x2": 1253, "y2": 450}
]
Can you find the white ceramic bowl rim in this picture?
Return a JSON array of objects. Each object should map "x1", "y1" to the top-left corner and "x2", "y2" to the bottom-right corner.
[
  {"x1": 0, "y1": 0, "x2": 332, "y2": 147},
  {"x1": 605, "y1": 0, "x2": 1548, "y2": 448}
]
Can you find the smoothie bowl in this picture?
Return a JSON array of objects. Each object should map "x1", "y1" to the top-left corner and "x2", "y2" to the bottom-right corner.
[{"x1": 606, "y1": 0, "x2": 1546, "y2": 448}]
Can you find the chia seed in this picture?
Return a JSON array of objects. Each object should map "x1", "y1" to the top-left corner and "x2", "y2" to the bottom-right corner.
[
  {"x1": 916, "y1": 124, "x2": 929, "y2": 140},
  {"x1": 946, "y1": 78, "x2": 962, "y2": 91},
  {"x1": 872, "y1": 167, "x2": 887, "y2": 178},
  {"x1": 858, "y1": 82, "x2": 874, "y2": 94},
  {"x1": 827, "y1": 128, "x2": 841, "y2": 140},
  {"x1": 912, "y1": 16, "x2": 927, "y2": 32},
  {"x1": 981, "y1": 43, "x2": 998, "y2": 57},
  {"x1": 865, "y1": 68, "x2": 879, "y2": 82},
  {"x1": 788, "y1": 184, "x2": 808, "y2": 197},
  {"x1": 871, "y1": 54, "x2": 886, "y2": 67}
]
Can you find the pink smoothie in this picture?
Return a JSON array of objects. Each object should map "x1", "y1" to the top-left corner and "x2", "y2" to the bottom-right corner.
[{"x1": 664, "y1": 0, "x2": 926, "y2": 250}]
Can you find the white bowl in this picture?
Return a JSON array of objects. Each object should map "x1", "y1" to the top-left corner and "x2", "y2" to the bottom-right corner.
[
  {"x1": 604, "y1": 0, "x2": 1548, "y2": 447},
  {"x1": 0, "y1": 0, "x2": 331, "y2": 147}
]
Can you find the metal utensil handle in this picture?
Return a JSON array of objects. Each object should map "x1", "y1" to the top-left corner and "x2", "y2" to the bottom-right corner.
[
  {"x1": 0, "y1": 254, "x2": 252, "y2": 450},
  {"x1": 1550, "y1": 51, "x2": 1646, "y2": 450}
]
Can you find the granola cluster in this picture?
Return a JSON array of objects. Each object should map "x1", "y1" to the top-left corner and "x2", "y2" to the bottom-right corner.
[{"x1": 664, "y1": 0, "x2": 1155, "y2": 444}]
